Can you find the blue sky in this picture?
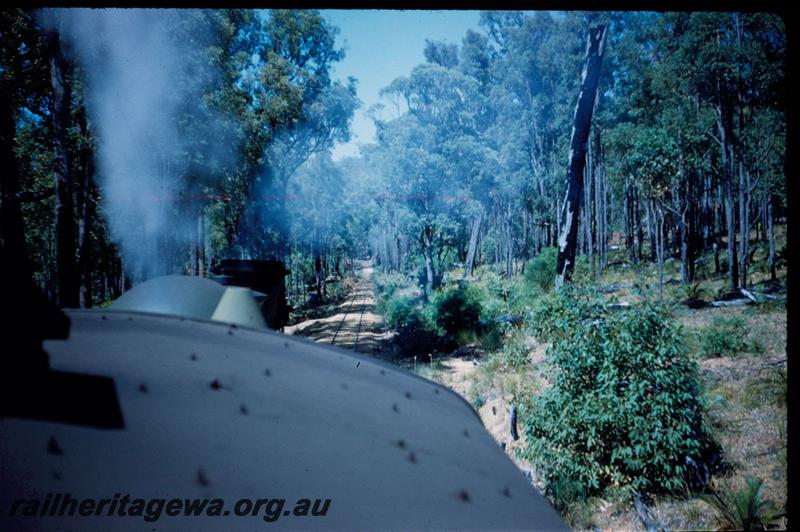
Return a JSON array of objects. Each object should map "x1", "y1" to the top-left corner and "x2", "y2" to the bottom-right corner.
[{"x1": 321, "y1": 10, "x2": 486, "y2": 160}]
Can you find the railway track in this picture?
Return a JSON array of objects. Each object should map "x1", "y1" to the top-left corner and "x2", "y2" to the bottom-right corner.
[{"x1": 329, "y1": 287, "x2": 370, "y2": 351}]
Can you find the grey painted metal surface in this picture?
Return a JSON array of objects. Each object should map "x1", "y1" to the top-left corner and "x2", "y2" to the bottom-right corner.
[
  {"x1": 1, "y1": 310, "x2": 568, "y2": 530},
  {"x1": 110, "y1": 275, "x2": 226, "y2": 320}
]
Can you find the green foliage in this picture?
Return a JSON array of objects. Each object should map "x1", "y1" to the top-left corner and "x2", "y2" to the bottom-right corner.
[
  {"x1": 700, "y1": 316, "x2": 747, "y2": 358},
  {"x1": 431, "y1": 282, "x2": 482, "y2": 336},
  {"x1": 468, "y1": 390, "x2": 486, "y2": 411},
  {"x1": 383, "y1": 292, "x2": 423, "y2": 329},
  {"x1": 477, "y1": 321, "x2": 505, "y2": 351},
  {"x1": 474, "y1": 269, "x2": 510, "y2": 318},
  {"x1": 700, "y1": 477, "x2": 778, "y2": 531},
  {"x1": 679, "y1": 282, "x2": 709, "y2": 303},
  {"x1": 519, "y1": 288, "x2": 707, "y2": 499},
  {"x1": 527, "y1": 285, "x2": 607, "y2": 343},
  {"x1": 524, "y1": 247, "x2": 558, "y2": 295},
  {"x1": 500, "y1": 331, "x2": 529, "y2": 369}
]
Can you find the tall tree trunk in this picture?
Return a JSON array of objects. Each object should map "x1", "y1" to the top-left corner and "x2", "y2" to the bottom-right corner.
[
  {"x1": 555, "y1": 24, "x2": 607, "y2": 288},
  {"x1": 717, "y1": 97, "x2": 739, "y2": 290},
  {"x1": 760, "y1": 189, "x2": 768, "y2": 243},
  {"x1": 464, "y1": 208, "x2": 483, "y2": 278},
  {"x1": 656, "y1": 201, "x2": 665, "y2": 303},
  {"x1": 585, "y1": 146, "x2": 594, "y2": 271},
  {"x1": 46, "y1": 16, "x2": 79, "y2": 307},
  {"x1": 647, "y1": 198, "x2": 657, "y2": 262},
  {"x1": 196, "y1": 210, "x2": 205, "y2": 277},
  {"x1": 767, "y1": 195, "x2": 776, "y2": 280},
  {"x1": 625, "y1": 181, "x2": 634, "y2": 260},
  {"x1": 505, "y1": 201, "x2": 513, "y2": 278},
  {"x1": 422, "y1": 224, "x2": 434, "y2": 297},
  {"x1": 78, "y1": 137, "x2": 95, "y2": 308},
  {"x1": 598, "y1": 160, "x2": 607, "y2": 271},
  {"x1": 725, "y1": 164, "x2": 739, "y2": 289},
  {"x1": 635, "y1": 183, "x2": 643, "y2": 262},
  {"x1": 714, "y1": 179, "x2": 723, "y2": 274},
  {"x1": 674, "y1": 179, "x2": 689, "y2": 284}
]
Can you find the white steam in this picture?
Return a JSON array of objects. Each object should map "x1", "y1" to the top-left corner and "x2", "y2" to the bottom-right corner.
[{"x1": 44, "y1": 8, "x2": 225, "y2": 279}]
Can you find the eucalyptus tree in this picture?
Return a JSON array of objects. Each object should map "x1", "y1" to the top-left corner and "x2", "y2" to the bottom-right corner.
[
  {"x1": 668, "y1": 12, "x2": 785, "y2": 290},
  {"x1": 208, "y1": 9, "x2": 354, "y2": 260},
  {"x1": 377, "y1": 51, "x2": 483, "y2": 293},
  {"x1": 0, "y1": 8, "x2": 50, "y2": 282}
]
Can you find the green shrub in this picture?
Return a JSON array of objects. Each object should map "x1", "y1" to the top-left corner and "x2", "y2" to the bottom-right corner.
[
  {"x1": 374, "y1": 272, "x2": 442, "y2": 356},
  {"x1": 501, "y1": 332, "x2": 530, "y2": 369},
  {"x1": 477, "y1": 321, "x2": 505, "y2": 351},
  {"x1": 374, "y1": 272, "x2": 414, "y2": 302},
  {"x1": 700, "y1": 477, "x2": 779, "y2": 531},
  {"x1": 394, "y1": 312, "x2": 440, "y2": 356},
  {"x1": 518, "y1": 289, "x2": 707, "y2": 499},
  {"x1": 476, "y1": 270, "x2": 510, "y2": 318},
  {"x1": 431, "y1": 282, "x2": 482, "y2": 336},
  {"x1": 572, "y1": 254, "x2": 593, "y2": 284},
  {"x1": 700, "y1": 316, "x2": 747, "y2": 357},
  {"x1": 524, "y1": 247, "x2": 558, "y2": 294},
  {"x1": 527, "y1": 285, "x2": 607, "y2": 343},
  {"x1": 382, "y1": 292, "x2": 422, "y2": 329},
  {"x1": 679, "y1": 282, "x2": 709, "y2": 303}
]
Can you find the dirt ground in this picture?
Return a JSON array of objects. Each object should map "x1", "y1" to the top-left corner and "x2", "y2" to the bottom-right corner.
[{"x1": 284, "y1": 260, "x2": 394, "y2": 355}]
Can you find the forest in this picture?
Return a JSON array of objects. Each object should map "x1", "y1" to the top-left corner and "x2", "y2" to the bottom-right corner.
[{"x1": 1, "y1": 8, "x2": 787, "y2": 530}]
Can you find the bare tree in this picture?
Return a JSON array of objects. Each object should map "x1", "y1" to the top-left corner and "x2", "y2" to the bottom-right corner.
[{"x1": 555, "y1": 24, "x2": 607, "y2": 288}]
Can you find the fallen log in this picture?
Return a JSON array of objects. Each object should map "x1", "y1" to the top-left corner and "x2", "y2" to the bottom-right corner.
[
  {"x1": 741, "y1": 288, "x2": 778, "y2": 303},
  {"x1": 759, "y1": 357, "x2": 787, "y2": 370},
  {"x1": 600, "y1": 282, "x2": 633, "y2": 293},
  {"x1": 709, "y1": 298, "x2": 752, "y2": 307},
  {"x1": 633, "y1": 492, "x2": 665, "y2": 532},
  {"x1": 740, "y1": 288, "x2": 758, "y2": 303}
]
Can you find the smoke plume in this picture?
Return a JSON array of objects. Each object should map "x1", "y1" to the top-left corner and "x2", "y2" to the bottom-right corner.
[{"x1": 42, "y1": 8, "x2": 230, "y2": 279}]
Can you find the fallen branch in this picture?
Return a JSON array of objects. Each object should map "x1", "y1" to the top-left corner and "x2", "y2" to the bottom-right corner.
[
  {"x1": 741, "y1": 288, "x2": 778, "y2": 302},
  {"x1": 709, "y1": 298, "x2": 752, "y2": 307},
  {"x1": 740, "y1": 288, "x2": 759, "y2": 303},
  {"x1": 633, "y1": 492, "x2": 667, "y2": 532},
  {"x1": 759, "y1": 358, "x2": 787, "y2": 370},
  {"x1": 600, "y1": 282, "x2": 633, "y2": 293}
]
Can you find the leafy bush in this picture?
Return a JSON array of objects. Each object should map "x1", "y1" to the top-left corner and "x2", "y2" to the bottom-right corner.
[
  {"x1": 519, "y1": 288, "x2": 708, "y2": 500},
  {"x1": 382, "y1": 292, "x2": 422, "y2": 329},
  {"x1": 700, "y1": 316, "x2": 747, "y2": 357},
  {"x1": 475, "y1": 269, "x2": 510, "y2": 318},
  {"x1": 477, "y1": 321, "x2": 504, "y2": 351},
  {"x1": 501, "y1": 332, "x2": 530, "y2": 369},
  {"x1": 394, "y1": 311, "x2": 440, "y2": 356},
  {"x1": 524, "y1": 247, "x2": 558, "y2": 294},
  {"x1": 431, "y1": 282, "x2": 482, "y2": 336},
  {"x1": 373, "y1": 272, "x2": 415, "y2": 308},
  {"x1": 572, "y1": 254, "x2": 593, "y2": 284},
  {"x1": 527, "y1": 285, "x2": 607, "y2": 343},
  {"x1": 373, "y1": 272, "x2": 442, "y2": 356}
]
